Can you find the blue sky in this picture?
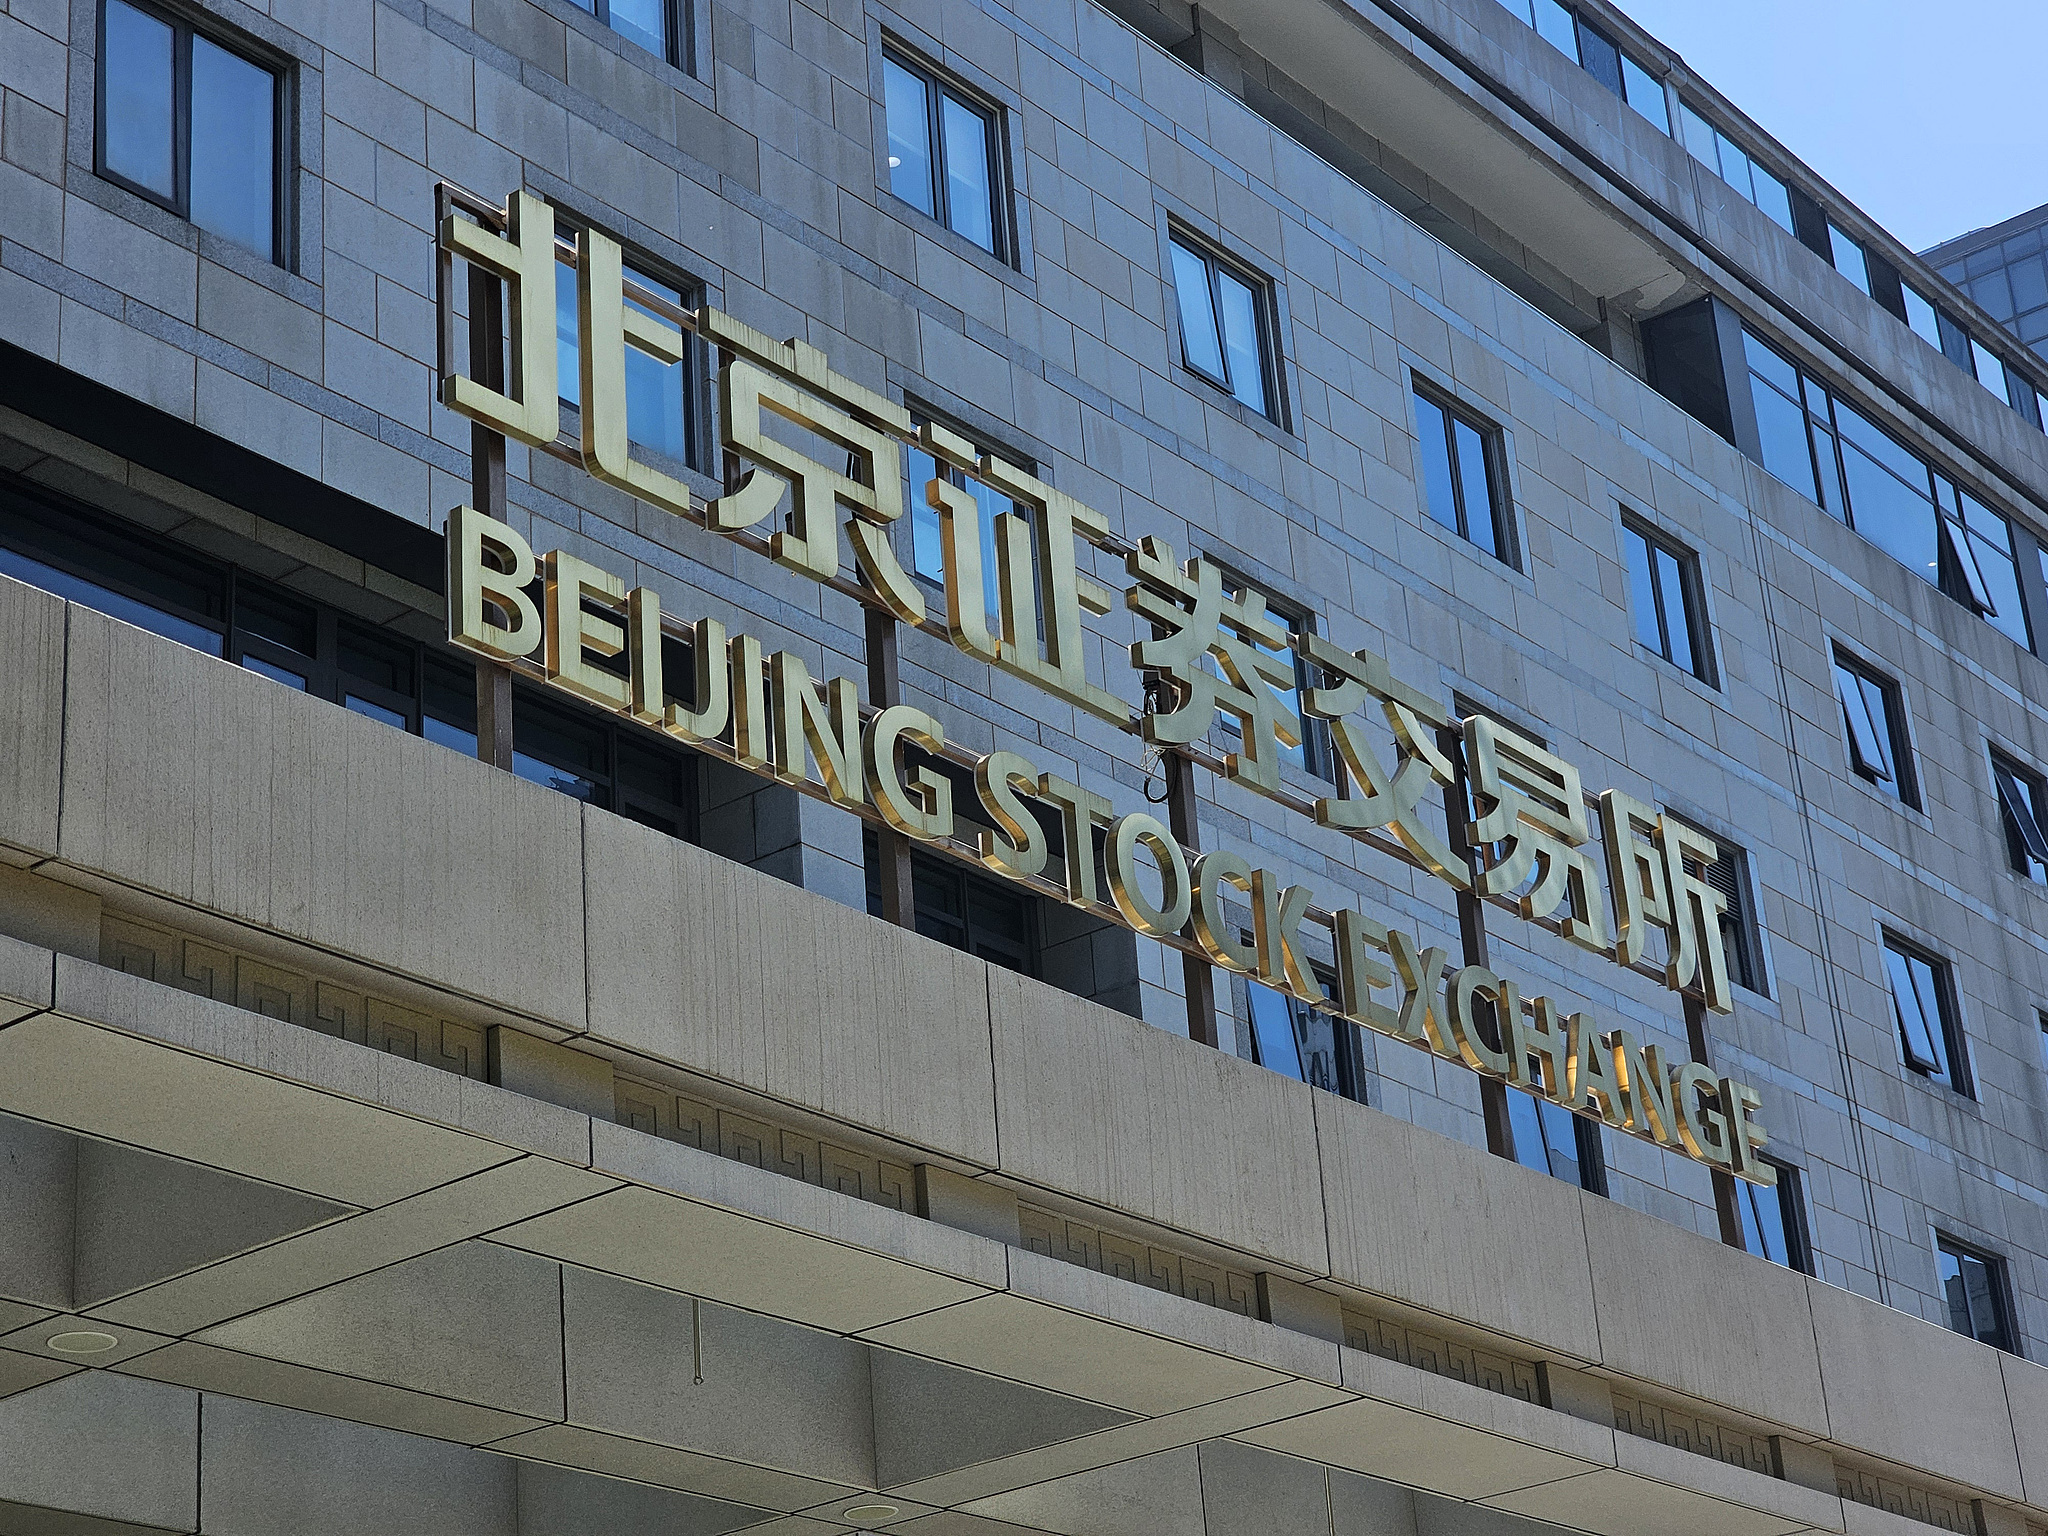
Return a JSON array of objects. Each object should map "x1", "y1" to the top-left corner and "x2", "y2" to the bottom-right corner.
[{"x1": 1615, "y1": 0, "x2": 2048, "y2": 253}]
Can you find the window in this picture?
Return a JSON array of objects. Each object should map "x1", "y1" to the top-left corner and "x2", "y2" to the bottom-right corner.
[
  {"x1": 1621, "y1": 518, "x2": 1711, "y2": 683},
  {"x1": 1678, "y1": 101, "x2": 1792, "y2": 234},
  {"x1": 882, "y1": 50, "x2": 1005, "y2": 260},
  {"x1": 1412, "y1": 384, "x2": 1514, "y2": 566},
  {"x1": 1738, "y1": 1160, "x2": 1811, "y2": 1273},
  {"x1": 1243, "y1": 978, "x2": 1362, "y2": 1100},
  {"x1": 1832, "y1": 651, "x2": 1917, "y2": 808},
  {"x1": 864, "y1": 830, "x2": 1035, "y2": 972},
  {"x1": 1495, "y1": 0, "x2": 1669, "y2": 133},
  {"x1": 555, "y1": 244, "x2": 696, "y2": 468},
  {"x1": 1883, "y1": 935, "x2": 1967, "y2": 1093},
  {"x1": 1828, "y1": 224, "x2": 1871, "y2": 296},
  {"x1": 0, "y1": 472, "x2": 701, "y2": 842},
  {"x1": 96, "y1": 0, "x2": 282, "y2": 263},
  {"x1": 1676, "y1": 824, "x2": 1766, "y2": 997},
  {"x1": 1744, "y1": 332, "x2": 2033, "y2": 651},
  {"x1": 1169, "y1": 236, "x2": 1280, "y2": 420},
  {"x1": 1214, "y1": 570, "x2": 1328, "y2": 779},
  {"x1": 903, "y1": 415, "x2": 1030, "y2": 622},
  {"x1": 564, "y1": 0, "x2": 673, "y2": 62},
  {"x1": 1993, "y1": 752, "x2": 2048, "y2": 882},
  {"x1": 1935, "y1": 1237, "x2": 2015, "y2": 1352},
  {"x1": 1509, "y1": 1092, "x2": 1607, "y2": 1195},
  {"x1": 1902, "y1": 284, "x2": 1945, "y2": 350}
]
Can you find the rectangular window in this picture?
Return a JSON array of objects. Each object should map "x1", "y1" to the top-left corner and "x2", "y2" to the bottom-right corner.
[
  {"x1": 1619, "y1": 53, "x2": 1669, "y2": 134},
  {"x1": 1412, "y1": 384, "x2": 1514, "y2": 567},
  {"x1": 1993, "y1": 751, "x2": 2048, "y2": 883},
  {"x1": 1883, "y1": 935, "x2": 1966, "y2": 1093},
  {"x1": 1244, "y1": 978, "x2": 1358, "y2": 1099},
  {"x1": 96, "y1": 0, "x2": 282, "y2": 264},
  {"x1": 1509, "y1": 1092, "x2": 1606, "y2": 1195},
  {"x1": 1972, "y1": 337, "x2": 2007, "y2": 395},
  {"x1": 864, "y1": 830, "x2": 1035, "y2": 973},
  {"x1": 1621, "y1": 518, "x2": 1712, "y2": 683},
  {"x1": 903, "y1": 415, "x2": 1030, "y2": 625},
  {"x1": 1532, "y1": 0, "x2": 1578, "y2": 57},
  {"x1": 1829, "y1": 224, "x2": 1871, "y2": 295},
  {"x1": 883, "y1": 50, "x2": 1005, "y2": 260},
  {"x1": 1738, "y1": 1161, "x2": 1811, "y2": 1273},
  {"x1": 563, "y1": 0, "x2": 673, "y2": 61},
  {"x1": 1833, "y1": 651, "x2": 1917, "y2": 808},
  {"x1": 1169, "y1": 236, "x2": 1280, "y2": 421},
  {"x1": 1673, "y1": 100, "x2": 1790, "y2": 231},
  {"x1": 1902, "y1": 285, "x2": 1945, "y2": 349},
  {"x1": 1690, "y1": 828, "x2": 1765, "y2": 996},
  {"x1": 1214, "y1": 572, "x2": 1328, "y2": 780},
  {"x1": 555, "y1": 246, "x2": 696, "y2": 467},
  {"x1": 1935, "y1": 1237, "x2": 2015, "y2": 1352}
]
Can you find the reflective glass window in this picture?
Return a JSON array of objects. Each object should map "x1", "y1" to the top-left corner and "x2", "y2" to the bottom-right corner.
[
  {"x1": 1883, "y1": 937, "x2": 1961, "y2": 1090},
  {"x1": 1972, "y1": 269, "x2": 2016, "y2": 323},
  {"x1": 1170, "y1": 237, "x2": 1279, "y2": 422},
  {"x1": 1994, "y1": 753, "x2": 2048, "y2": 882},
  {"x1": 2012, "y1": 257, "x2": 2048, "y2": 316},
  {"x1": 1619, "y1": 54, "x2": 1668, "y2": 134},
  {"x1": 97, "y1": 0, "x2": 281, "y2": 263},
  {"x1": 101, "y1": 0, "x2": 175, "y2": 198},
  {"x1": 1738, "y1": 1163, "x2": 1809, "y2": 1272},
  {"x1": 1678, "y1": 102, "x2": 1718, "y2": 165},
  {"x1": 1412, "y1": 384, "x2": 1512, "y2": 567},
  {"x1": 1574, "y1": 22, "x2": 1621, "y2": 95},
  {"x1": 1247, "y1": 982, "x2": 1304, "y2": 1080},
  {"x1": 904, "y1": 424, "x2": 1020, "y2": 623},
  {"x1": 1621, "y1": 518, "x2": 1708, "y2": 681},
  {"x1": 1714, "y1": 130, "x2": 1754, "y2": 202},
  {"x1": 1749, "y1": 166, "x2": 1794, "y2": 235},
  {"x1": 883, "y1": 50, "x2": 1004, "y2": 259},
  {"x1": 555, "y1": 244, "x2": 695, "y2": 465},
  {"x1": 1532, "y1": 0, "x2": 1577, "y2": 57},
  {"x1": 1902, "y1": 285, "x2": 1944, "y2": 349},
  {"x1": 1936, "y1": 1239, "x2": 2013, "y2": 1351},
  {"x1": 1509, "y1": 1093, "x2": 1602, "y2": 1192},
  {"x1": 1833, "y1": 652, "x2": 1912, "y2": 803},
  {"x1": 1829, "y1": 224, "x2": 1871, "y2": 295},
  {"x1": 1971, "y1": 337, "x2": 2006, "y2": 393}
]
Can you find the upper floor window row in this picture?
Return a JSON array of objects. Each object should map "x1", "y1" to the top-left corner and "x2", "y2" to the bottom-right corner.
[
  {"x1": 97, "y1": 0, "x2": 281, "y2": 265},
  {"x1": 1494, "y1": 0, "x2": 1669, "y2": 135},
  {"x1": 1744, "y1": 331, "x2": 2035, "y2": 651}
]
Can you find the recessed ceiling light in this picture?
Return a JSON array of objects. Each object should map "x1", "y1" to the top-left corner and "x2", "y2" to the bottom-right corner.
[
  {"x1": 46, "y1": 1330, "x2": 119, "y2": 1355},
  {"x1": 841, "y1": 1506, "x2": 899, "y2": 1523}
]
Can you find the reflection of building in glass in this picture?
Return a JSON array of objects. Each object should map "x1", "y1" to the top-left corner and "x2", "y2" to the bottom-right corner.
[{"x1": 1925, "y1": 202, "x2": 2048, "y2": 366}]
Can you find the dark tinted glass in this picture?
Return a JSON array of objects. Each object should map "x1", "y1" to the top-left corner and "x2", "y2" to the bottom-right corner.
[
  {"x1": 102, "y1": 0, "x2": 175, "y2": 197},
  {"x1": 0, "y1": 545, "x2": 222, "y2": 655},
  {"x1": 237, "y1": 585, "x2": 317, "y2": 655},
  {"x1": 1574, "y1": 21, "x2": 1621, "y2": 94},
  {"x1": 1936, "y1": 1242, "x2": 2011, "y2": 1350},
  {"x1": 189, "y1": 33, "x2": 275, "y2": 259}
]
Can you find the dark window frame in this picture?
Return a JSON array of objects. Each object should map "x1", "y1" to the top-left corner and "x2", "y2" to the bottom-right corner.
[
  {"x1": 1240, "y1": 971, "x2": 1366, "y2": 1103},
  {"x1": 1882, "y1": 932, "x2": 1970, "y2": 1096},
  {"x1": 863, "y1": 827, "x2": 1037, "y2": 975},
  {"x1": 93, "y1": 0, "x2": 286, "y2": 265},
  {"x1": 1737, "y1": 1159, "x2": 1813, "y2": 1274},
  {"x1": 1669, "y1": 817, "x2": 1766, "y2": 998},
  {"x1": 880, "y1": 44, "x2": 1012, "y2": 265},
  {"x1": 1934, "y1": 1233, "x2": 2018, "y2": 1354},
  {"x1": 1832, "y1": 649, "x2": 1919, "y2": 810},
  {"x1": 1210, "y1": 564, "x2": 1331, "y2": 783},
  {"x1": 1992, "y1": 750, "x2": 2048, "y2": 883},
  {"x1": 1412, "y1": 380, "x2": 1518, "y2": 569},
  {"x1": 1167, "y1": 229, "x2": 1285, "y2": 425},
  {"x1": 550, "y1": 226, "x2": 703, "y2": 472},
  {"x1": 570, "y1": 0, "x2": 682, "y2": 67},
  {"x1": 1507, "y1": 1089, "x2": 1608, "y2": 1195},
  {"x1": 1621, "y1": 515, "x2": 1716, "y2": 685}
]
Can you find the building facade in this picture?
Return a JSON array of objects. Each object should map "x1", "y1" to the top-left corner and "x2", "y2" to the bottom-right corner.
[
  {"x1": 1925, "y1": 201, "x2": 2048, "y2": 371},
  {"x1": 4, "y1": 0, "x2": 2048, "y2": 1531}
]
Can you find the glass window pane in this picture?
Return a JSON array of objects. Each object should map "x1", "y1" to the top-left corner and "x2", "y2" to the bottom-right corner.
[
  {"x1": 1216, "y1": 268, "x2": 1267, "y2": 416},
  {"x1": 907, "y1": 444, "x2": 943, "y2": 584},
  {"x1": 1750, "y1": 167, "x2": 1794, "y2": 235},
  {"x1": 606, "y1": 0, "x2": 666, "y2": 59},
  {"x1": 1902, "y1": 285, "x2": 1944, "y2": 348},
  {"x1": 1655, "y1": 546, "x2": 1694, "y2": 675},
  {"x1": 1841, "y1": 443, "x2": 1938, "y2": 581},
  {"x1": 1970, "y1": 337, "x2": 2005, "y2": 392},
  {"x1": 1833, "y1": 401, "x2": 1929, "y2": 492},
  {"x1": 624, "y1": 269, "x2": 689, "y2": 461},
  {"x1": 1507, "y1": 1091, "x2": 1549, "y2": 1177},
  {"x1": 1741, "y1": 331, "x2": 1800, "y2": 397},
  {"x1": 555, "y1": 255, "x2": 579, "y2": 409},
  {"x1": 969, "y1": 477, "x2": 1008, "y2": 621},
  {"x1": 0, "y1": 545, "x2": 223, "y2": 655},
  {"x1": 344, "y1": 694, "x2": 408, "y2": 729},
  {"x1": 1972, "y1": 269, "x2": 2016, "y2": 323},
  {"x1": 242, "y1": 654, "x2": 306, "y2": 689},
  {"x1": 1413, "y1": 390, "x2": 1460, "y2": 536},
  {"x1": 1575, "y1": 23, "x2": 1621, "y2": 95},
  {"x1": 1620, "y1": 54, "x2": 1668, "y2": 134},
  {"x1": 1973, "y1": 532, "x2": 2030, "y2": 648},
  {"x1": 883, "y1": 58, "x2": 935, "y2": 217},
  {"x1": 1835, "y1": 662, "x2": 1892, "y2": 781},
  {"x1": 1750, "y1": 375, "x2": 1820, "y2": 504},
  {"x1": 1678, "y1": 102, "x2": 1718, "y2": 166},
  {"x1": 2012, "y1": 257, "x2": 2048, "y2": 316},
  {"x1": 1453, "y1": 416, "x2": 1498, "y2": 558},
  {"x1": 1942, "y1": 518, "x2": 1995, "y2": 613},
  {"x1": 1715, "y1": 131, "x2": 1754, "y2": 202},
  {"x1": 1885, "y1": 945, "x2": 1943, "y2": 1074},
  {"x1": 1247, "y1": 982, "x2": 1304, "y2": 1080},
  {"x1": 1172, "y1": 242, "x2": 1227, "y2": 383},
  {"x1": 102, "y1": 0, "x2": 176, "y2": 198},
  {"x1": 1740, "y1": 1179, "x2": 1788, "y2": 1265},
  {"x1": 939, "y1": 93, "x2": 996, "y2": 254},
  {"x1": 189, "y1": 35, "x2": 276, "y2": 260},
  {"x1": 1624, "y1": 526, "x2": 1662, "y2": 656},
  {"x1": 1829, "y1": 225, "x2": 1871, "y2": 295},
  {"x1": 1532, "y1": 0, "x2": 1578, "y2": 58},
  {"x1": 1536, "y1": 1099, "x2": 1584, "y2": 1185}
]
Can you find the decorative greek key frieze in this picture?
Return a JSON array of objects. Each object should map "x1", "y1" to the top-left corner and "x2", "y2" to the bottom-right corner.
[
  {"x1": 1342, "y1": 1309, "x2": 1540, "y2": 1404},
  {"x1": 1017, "y1": 1203, "x2": 1257, "y2": 1318}
]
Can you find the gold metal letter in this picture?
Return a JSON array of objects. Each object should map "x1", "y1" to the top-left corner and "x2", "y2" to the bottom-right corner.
[
  {"x1": 1190, "y1": 851, "x2": 1258, "y2": 972},
  {"x1": 768, "y1": 651, "x2": 863, "y2": 807},
  {"x1": 438, "y1": 190, "x2": 559, "y2": 445},
  {"x1": 543, "y1": 550, "x2": 629, "y2": 709},
  {"x1": 1444, "y1": 966, "x2": 1513, "y2": 1077},
  {"x1": 1105, "y1": 814, "x2": 1192, "y2": 937},
  {"x1": 446, "y1": 505, "x2": 541, "y2": 661},
  {"x1": 863, "y1": 705, "x2": 953, "y2": 839},
  {"x1": 664, "y1": 618, "x2": 730, "y2": 745},
  {"x1": 1038, "y1": 774, "x2": 1115, "y2": 904},
  {"x1": 974, "y1": 750, "x2": 1047, "y2": 877}
]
